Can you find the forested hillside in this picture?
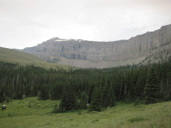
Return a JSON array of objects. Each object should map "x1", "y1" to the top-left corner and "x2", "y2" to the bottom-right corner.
[{"x1": 0, "y1": 60, "x2": 171, "y2": 111}]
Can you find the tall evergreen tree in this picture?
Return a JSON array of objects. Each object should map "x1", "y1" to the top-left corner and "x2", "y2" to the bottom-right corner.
[
  {"x1": 67, "y1": 85, "x2": 77, "y2": 110},
  {"x1": 50, "y1": 82, "x2": 64, "y2": 100},
  {"x1": 102, "y1": 84, "x2": 116, "y2": 107},
  {"x1": 39, "y1": 84, "x2": 49, "y2": 100},
  {"x1": 107, "y1": 84, "x2": 116, "y2": 107},
  {"x1": 59, "y1": 85, "x2": 77, "y2": 112},
  {"x1": 135, "y1": 70, "x2": 147, "y2": 98},
  {"x1": 79, "y1": 91, "x2": 88, "y2": 109},
  {"x1": 144, "y1": 68, "x2": 160, "y2": 104},
  {"x1": 165, "y1": 71, "x2": 171, "y2": 100},
  {"x1": 58, "y1": 88, "x2": 68, "y2": 112},
  {"x1": 89, "y1": 86, "x2": 102, "y2": 111},
  {"x1": 102, "y1": 82, "x2": 109, "y2": 107}
]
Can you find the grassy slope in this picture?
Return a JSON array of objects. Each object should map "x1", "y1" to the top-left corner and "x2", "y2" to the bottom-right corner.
[
  {"x1": 0, "y1": 97, "x2": 171, "y2": 128},
  {"x1": 0, "y1": 47, "x2": 69, "y2": 69}
]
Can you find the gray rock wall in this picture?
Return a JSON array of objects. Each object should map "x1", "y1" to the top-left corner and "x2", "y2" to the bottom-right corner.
[{"x1": 23, "y1": 24, "x2": 171, "y2": 68}]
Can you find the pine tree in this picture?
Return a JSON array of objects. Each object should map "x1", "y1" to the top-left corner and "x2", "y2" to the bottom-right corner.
[
  {"x1": 50, "y1": 82, "x2": 64, "y2": 100},
  {"x1": 39, "y1": 84, "x2": 49, "y2": 100},
  {"x1": 102, "y1": 83, "x2": 108, "y2": 107},
  {"x1": 102, "y1": 84, "x2": 116, "y2": 107},
  {"x1": 144, "y1": 68, "x2": 160, "y2": 104},
  {"x1": 89, "y1": 86, "x2": 102, "y2": 111},
  {"x1": 107, "y1": 85, "x2": 116, "y2": 107},
  {"x1": 135, "y1": 70, "x2": 147, "y2": 98},
  {"x1": 67, "y1": 85, "x2": 77, "y2": 110},
  {"x1": 59, "y1": 85, "x2": 77, "y2": 112},
  {"x1": 58, "y1": 88, "x2": 68, "y2": 112},
  {"x1": 79, "y1": 91, "x2": 88, "y2": 109},
  {"x1": 165, "y1": 71, "x2": 171, "y2": 100}
]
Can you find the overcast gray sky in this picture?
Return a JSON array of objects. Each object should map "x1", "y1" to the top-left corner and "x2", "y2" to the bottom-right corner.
[{"x1": 0, "y1": 0, "x2": 171, "y2": 49}]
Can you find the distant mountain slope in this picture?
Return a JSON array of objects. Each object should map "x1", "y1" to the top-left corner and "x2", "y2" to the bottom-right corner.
[
  {"x1": 0, "y1": 47, "x2": 69, "y2": 69},
  {"x1": 23, "y1": 24, "x2": 171, "y2": 68}
]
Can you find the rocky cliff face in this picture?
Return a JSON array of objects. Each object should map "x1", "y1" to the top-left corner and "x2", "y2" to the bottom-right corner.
[{"x1": 23, "y1": 24, "x2": 171, "y2": 68}]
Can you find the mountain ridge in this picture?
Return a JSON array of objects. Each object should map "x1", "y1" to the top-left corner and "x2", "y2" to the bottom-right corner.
[{"x1": 23, "y1": 24, "x2": 171, "y2": 68}]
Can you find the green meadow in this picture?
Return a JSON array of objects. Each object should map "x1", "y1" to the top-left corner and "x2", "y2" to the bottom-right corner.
[
  {"x1": 0, "y1": 97, "x2": 171, "y2": 128},
  {"x1": 0, "y1": 47, "x2": 69, "y2": 70}
]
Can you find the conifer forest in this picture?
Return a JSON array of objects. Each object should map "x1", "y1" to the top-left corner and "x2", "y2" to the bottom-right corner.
[{"x1": 0, "y1": 60, "x2": 171, "y2": 112}]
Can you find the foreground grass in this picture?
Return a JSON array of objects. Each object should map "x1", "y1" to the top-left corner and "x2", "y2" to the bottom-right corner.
[{"x1": 0, "y1": 97, "x2": 171, "y2": 128}]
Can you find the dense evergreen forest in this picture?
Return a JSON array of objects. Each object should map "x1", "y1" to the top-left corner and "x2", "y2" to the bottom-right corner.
[{"x1": 0, "y1": 61, "x2": 171, "y2": 112}]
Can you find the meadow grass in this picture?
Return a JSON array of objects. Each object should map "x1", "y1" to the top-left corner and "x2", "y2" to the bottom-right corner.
[{"x1": 0, "y1": 97, "x2": 171, "y2": 128}]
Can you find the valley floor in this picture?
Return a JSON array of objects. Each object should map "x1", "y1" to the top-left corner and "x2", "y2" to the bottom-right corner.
[{"x1": 0, "y1": 97, "x2": 171, "y2": 128}]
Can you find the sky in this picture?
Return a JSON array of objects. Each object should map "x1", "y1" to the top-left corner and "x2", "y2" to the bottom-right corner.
[{"x1": 0, "y1": 0, "x2": 171, "y2": 49}]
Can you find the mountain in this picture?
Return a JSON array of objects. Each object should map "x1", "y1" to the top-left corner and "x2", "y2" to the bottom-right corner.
[
  {"x1": 0, "y1": 47, "x2": 68, "y2": 69},
  {"x1": 23, "y1": 24, "x2": 171, "y2": 68}
]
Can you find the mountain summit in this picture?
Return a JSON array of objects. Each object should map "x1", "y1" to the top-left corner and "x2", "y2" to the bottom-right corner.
[{"x1": 23, "y1": 24, "x2": 171, "y2": 68}]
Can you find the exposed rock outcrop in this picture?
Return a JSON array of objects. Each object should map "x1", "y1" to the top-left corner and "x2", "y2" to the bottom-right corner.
[{"x1": 23, "y1": 24, "x2": 171, "y2": 68}]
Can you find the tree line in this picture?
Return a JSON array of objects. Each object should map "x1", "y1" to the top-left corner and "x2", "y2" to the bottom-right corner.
[{"x1": 0, "y1": 60, "x2": 171, "y2": 112}]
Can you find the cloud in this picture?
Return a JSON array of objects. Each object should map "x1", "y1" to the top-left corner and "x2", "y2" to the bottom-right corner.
[{"x1": 0, "y1": 0, "x2": 171, "y2": 49}]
